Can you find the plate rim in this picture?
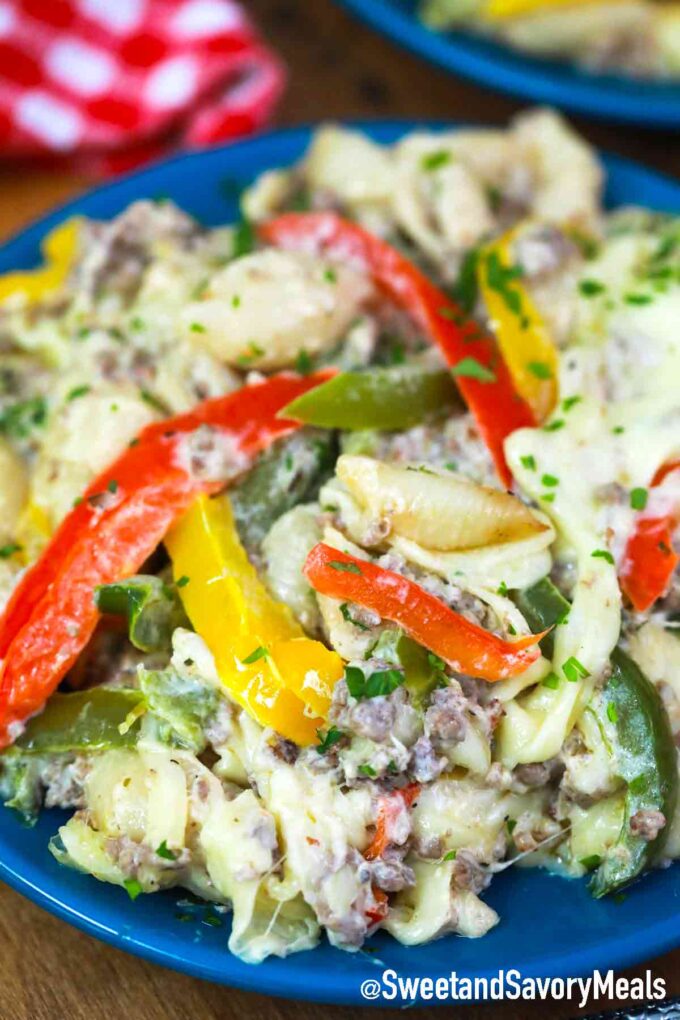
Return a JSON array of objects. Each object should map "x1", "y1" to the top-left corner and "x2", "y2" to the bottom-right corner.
[
  {"x1": 334, "y1": 0, "x2": 680, "y2": 127},
  {"x1": 0, "y1": 120, "x2": 678, "y2": 1005}
]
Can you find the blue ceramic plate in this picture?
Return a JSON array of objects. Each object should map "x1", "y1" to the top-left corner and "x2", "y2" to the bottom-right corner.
[
  {"x1": 0, "y1": 124, "x2": 678, "y2": 1006},
  {"x1": 335, "y1": 0, "x2": 680, "y2": 128}
]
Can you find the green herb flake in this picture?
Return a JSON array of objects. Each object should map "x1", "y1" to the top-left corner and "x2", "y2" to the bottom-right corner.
[
  {"x1": 107, "y1": 479, "x2": 119, "y2": 494},
  {"x1": 190, "y1": 322, "x2": 206, "y2": 333},
  {"x1": 323, "y1": 267, "x2": 337, "y2": 284},
  {"x1": 0, "y1": 396, "x2": 47, "y2": 438},
  {"x1": 231, "y1": 295, "x2": 241, "y2": 309},
  {"x1": 543, "y1": 419, "x2": 565, "y2": 432},
  {"x1": 345, "y1": 666, "x2": 367, "y2": 700},
  {"x1": 329, "y1": 560, "x2": 362, "y2": 574},
  {"x1": 624, "y1": 293, "x2": 653, "y2": 306},
  {"x1": 541, "y1": 473, "x2": 559, "y2": 488},
  {"x1": 540, "y1": 493, "x2": 555, "y2": 503},
  {"x1": 606, "y1": 702, "x2": 619, "y2": 724},
  {"x1": 562, "y1": 656, "x2": 590, "y2": 683},
  {"x1": 443, "y1": 849, "x2": 457, "y2": 861},
  {"x1": 578, "y1": 279, "x2": 605, "y2": 298},
  {"x1": 124, "y1": 878, "x2": 143, "y2": 901},
  {"x1": 527, "y1": 361, "x2": 552, "y2": 380},
  {"x1": 339, "y1": 603, "x2": 370, "y2": 631},
  {"x1": 612, "y1": 425, "x2": 625, "y2": 435},
  {"x1": 520, "y1": 454, "x2": 536, "y2": 471},
  {"x1": 542, "y1": 672, "x2": 560, "y2": 690},
  {"x1": 0, "y1": 542, "x2": 22, "y2": 559},
  {"x1": 358, "y1": 763, "x2": 377, "y2": 777},
  {"x1": 591, "y1": 548, "x2": 614, "y2": 565},
  {"x1": 630, "y1": 487, "x2": 648, "y2": 511},
  {"x1": 315, "y1": 726, "x2": 344, "y2": 754},
  {"x1": 232, "y1": 219, "x2": 255, "y2": 259},
  {"x1": 140, "y1": 389, "x2": 166, "y2": 413},
  {"x1": 295, "y1": 349, "x2": 312, "y2": 375},
  {"x1": 451, "y1": 357, "x2": 496, "y2": 383},
  {"x1": 580, "y1": 855, "x2": 602, "y2": 871},
  {"x1": 497, "y1": 581, "x2": 508, "y2": 596},
  {"x1": 562, "y1": 395, "x2": 582, "y2": 412},
  {"x1": 66, "y1": 384, "x2": 90, "y2": 402},
  {"x1": 156, "y1": 840, "x2": 179, "y2": 861},
  {"x1": 176, "y1": 575, "x2": 190, "y2": 588},
  {"x1": 421, "y1": 149, "x2": 451, "y2": 172},
  {"x1": 242, "y1": 645, "x2": 269, "y2": 664}
]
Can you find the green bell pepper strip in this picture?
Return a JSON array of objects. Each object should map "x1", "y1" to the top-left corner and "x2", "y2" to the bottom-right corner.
[
  {"x1": 230, "y1": 429, "x2": 335, "y2": 553},
  {"x1": 512, "y1": 576, "x2": 570, "y2": 659},
  {"x1": 590, "y1": 648, "x2": 678, "y2": 898},
  {"x1": 13, "y1": 688, "x2": 145, "y2": 754},
  {"x1": 280, "y1": 366, "x2": 460, "y2": 431},
  {"x1": 94, "y1": 575, "x2": 190, "y2": 654},
  {"x1": 515, "y1": 577, "x2": 678, "y2": 896}
]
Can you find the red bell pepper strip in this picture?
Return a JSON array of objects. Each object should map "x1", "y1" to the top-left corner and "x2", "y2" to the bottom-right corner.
[
  {"x1": 365, "y1": 783, "x2": 420, "y2": 862},
  {"x1": 0, "y1": 371, "x2": 333, "y2": 747},
  {"x1": 620, "y1": 460, "x2": 680, "y2": 613},
  {"x1": 260, "y1": 212, "x2": 536, "y2": 488},
  {"x1": 365, "y1": 887, "x2": 389, "y2": 926},
  {"x1": 304, "y1": 543, "x2": 544, "y2": 682}
]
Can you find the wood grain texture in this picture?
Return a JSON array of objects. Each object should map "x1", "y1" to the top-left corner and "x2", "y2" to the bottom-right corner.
[{"x1": 0, "y1": 0, "x2": 677, "y2": 1016}]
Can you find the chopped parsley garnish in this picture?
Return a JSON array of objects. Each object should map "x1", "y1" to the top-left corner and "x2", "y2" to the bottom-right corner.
[
  {"x1": 128, "y1": 437, "x2": 140, "y2": 448},
  {"x1": 0, "y1": 396, "x2": 47, "y2": 438},
  {"x1": 543, "y1": 419, "x2": 565, "y2": 432},
  {"x1": 176, "y1": 575, "x2": 190, "y2": 588},
  {"x1": 562, "y1": 656, "x2": 590, "y2": 683},
  {"x1": 542, "y1": 673, "x2": 560, "y2": 690},
  {"x1": 345, "y1": 665, "x2": 404, "y2": 700},
  {"x1": 562, "y1": 395, "x2": 582, "y2": 412},
  {"x1": 329, "y1": 560, "x2": 362, "y2": 574},
  {"x1": 624, "y1": 293, "x2": 653, "y2": 306},
  {"x1": 358, "y1": 763, "x2": 377, "y2": 777},
  {"x1": 130, "y1": 316, "x2": 145, "y2": 331},
  {"x1": 315, "y1": 726, "x2": 344, "y2": 754},
  {"x1": 580, "y1": 855, "x2": 602, "y2": 871},
  {"x1": 591, "y1": 549, "x2": 614, "y2": 565},
  {"x1": 541, "y1": 473, "x2": 559, "y2": 488},
  {"x1": 340, "y1": 603, "x2": 370, "y2": 630},
  {"x1": 421, "y1": 149, "x2": 451, "y2": 172},
  {"x1": 124, "y1": 878, "x2": 143, "y2": 901},
  {"x1": 449, "y1": 247, "x2": 480, "y2": 315},
  {"x1": 67, "y1": 384, "x2": 90, "y2": 402},
  {"x1": 140, "y1": 389, "x2": 166, "y2": 413},
  {"x1": 606, "y1": 702, "x2": 619, "y2": 724},
  {"x1": 242, "y1": 645, "x2": 269, "y2": 664},
  {"x1": 612, "y1": 425, "x2": 625, "y2": 435},
  {"x1": 484, "y1": 251, "x2": 524, "y2": 317},
  {"x1": 236, "y1": 342, "x2": 264, "y2": 367},
  {"x1": 444, "y1": 460, "x2": 458, "y2": 472},
  {"x1": 540, "y1": 493, "x2": 555, "y2": 503},
  {"x1": 156, "y1": 840, "x2": 179, "y2": 861},
  {"x1": 497, "y1": 581, "x2": 508, "y2": 596},
  {"x1": 630, "y1": 487, "x2": 648, "y2": 511},
  {"x1": 190, "y1": 322, "x2": 206, "y2": 333},
  {"x1": 443, "y1": 849, "x2": 457, "y2": 861},
  {"x1": 323, "y1": 267, "x2": 337, "y2": 284},
  {"x1": 107, "y1": 479, "x2": 119, "y2": 494},
  {"x1": 451, "y1": 357, "x2": 496, "y2": 383},
  {"x1": 231, "y1": 295, "x2": 241, "y2": 309},
  {"x1": 295, "y1": 348, "x2": 313, "y2": 375},
  {"x1": 527, "y1": 361, "x2": 552, "y2": 380},
  {"x1": 0, "y1": 543, "x2": 21, "y2": 559},
  {"x1": 578, "y1": 279, "x2": 605, "y2": 298},
  {"x1": 520, "y1": 454, "x2": 536, "y2": 471}
]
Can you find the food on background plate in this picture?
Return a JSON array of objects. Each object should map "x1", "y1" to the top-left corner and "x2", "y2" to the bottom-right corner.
[
  {"x1": 419, "y1": 0, "x2": 680, "y2": 78},
  {"x1": 0, "y1": 109, "x2": 678, "y2": 964}
]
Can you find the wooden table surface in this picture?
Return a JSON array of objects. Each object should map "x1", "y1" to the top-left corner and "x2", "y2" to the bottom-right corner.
[{"x1": 0, "y1": 2, "x2": 678, "y2": 1018}]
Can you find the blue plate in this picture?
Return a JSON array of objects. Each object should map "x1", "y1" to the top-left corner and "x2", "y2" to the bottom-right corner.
[
  {"x1": 0, "y1": 124, "x2": 678, "y2": 1005},
  {"x1": 335, "y1": 0, "x2": 680, "y2": 128}
]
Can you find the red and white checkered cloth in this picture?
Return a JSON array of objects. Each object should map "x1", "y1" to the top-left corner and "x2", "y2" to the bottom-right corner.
[{"x1": 0, "y1": 0, "x2": 286, "y2": 174}]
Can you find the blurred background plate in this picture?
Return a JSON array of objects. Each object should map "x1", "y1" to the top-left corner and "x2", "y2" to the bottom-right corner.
[
  {"x1": 335, "y1": 0, "x2": 680, "y2": 128},
  {"x1": 0, "y1": 122, "x2": 678, "y2": 1005}
]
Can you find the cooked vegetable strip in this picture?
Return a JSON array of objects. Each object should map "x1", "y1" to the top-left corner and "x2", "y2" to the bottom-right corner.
[
  {"x1": 12, "y1": 689, "x2": 145, "y2": 754},
  {"x1": 620, "y1": 461, "x2": 680, "y2": 612},
  {"x1": 364, "y1": 783, "x2": 420, "y2": 861},
  {"x1": 591, "y1": 649, "x2": 678, "y2": 897},
  {"x1": 0, "y1": 218, "x2": 80, "y2": 304},
  {"x1": 0, "y1": 373, "x2": 331, "y2": 747},
  {"x1": 304, "y1": 544, "x2": 544, "y2": 681},
  {"x1": 477, "y1": 229, "x2": 558, "y2": 422},
  {"x1": 166, "y1": 494, "x2": 343, "y2": 743},
  {"x1": 281, "y1": 366, "x2": 460, "y2": 431},
  {"x1": 260, "y1": 212, "x2": 536, "y2": 487},
  {"x1": 95, "y1": 575, "x2": 190, "y2": 654}
]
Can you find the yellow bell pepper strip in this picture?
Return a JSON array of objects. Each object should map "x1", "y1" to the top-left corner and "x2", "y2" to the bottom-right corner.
[
  {"x1": 0, "y1": 218, "x2": 81, "y2": 305},
  {"x1": 260, "y1": 212, "x2": 536, "y2": 490},
  {"x1": 485, "y1": 0, "x2": 601, "y2": 19},
  {"x1": 0, "y1": 372, "x2": 332, "y2": 748},
  {"x1": 165, "y1": 493, "x2": 344, "y2": 744},
  {"x1": 477, "y1": 228, "x2": 558, "y2": 422}
]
